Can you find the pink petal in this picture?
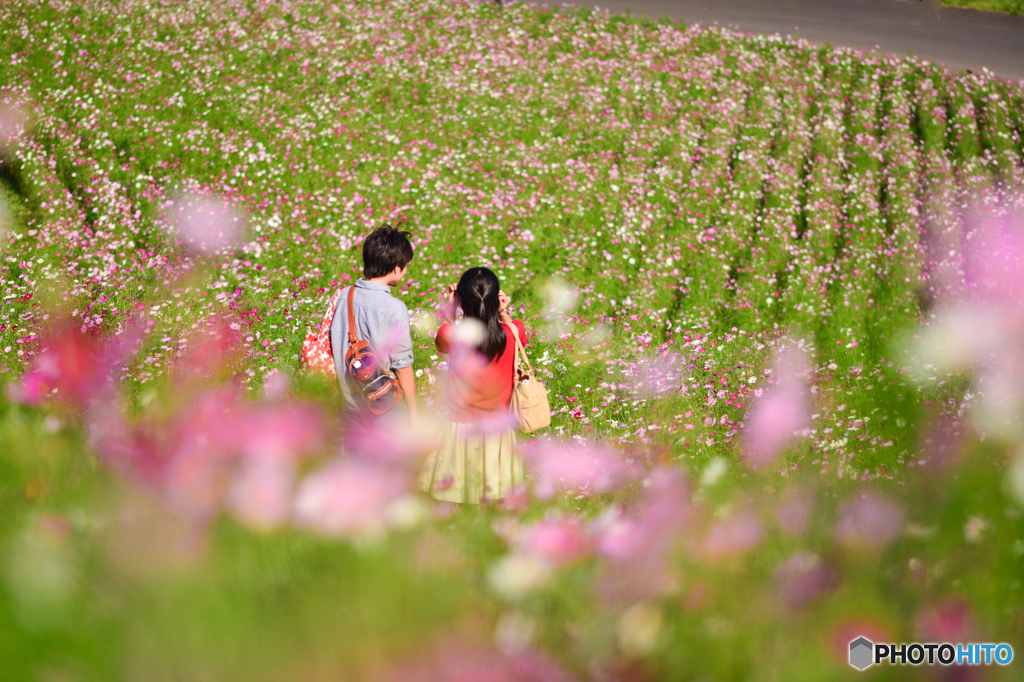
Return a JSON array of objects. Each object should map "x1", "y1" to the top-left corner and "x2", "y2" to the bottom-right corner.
[{"x1": 835, "y1": 491, "x2": 904, "y2": 550}]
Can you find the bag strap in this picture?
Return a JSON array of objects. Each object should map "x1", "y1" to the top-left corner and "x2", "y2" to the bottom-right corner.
[
  {"x1": 506, "y1": 322, "x2": 535, "y2": 375},
  {"x1": 346, "y1": 286, "x2": 359, "y2": 347},
  {"x1": 320, "y1": 288, "x2": 342, "y2": 333}
]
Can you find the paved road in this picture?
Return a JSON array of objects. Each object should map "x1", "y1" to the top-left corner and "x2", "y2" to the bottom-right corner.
[{"x1": 570, "y1": 0, "x2": 1024, "y2": 81}]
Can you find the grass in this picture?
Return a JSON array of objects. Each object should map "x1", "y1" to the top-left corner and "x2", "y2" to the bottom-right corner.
[
  {"x1": 941, "y1": 0, "x2": 1024, "y2": 15},
  {"x1": 1, "y1": 0, "x2": 1023, "y2": 679}
]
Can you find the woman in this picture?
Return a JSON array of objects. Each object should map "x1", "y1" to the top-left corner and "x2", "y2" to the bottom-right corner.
[{"x1": 419, "y1": 267, "x2": 526, "y2": 503}]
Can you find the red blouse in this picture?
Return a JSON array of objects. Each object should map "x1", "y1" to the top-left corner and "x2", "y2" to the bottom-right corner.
[{"x1": 435, "y1": 319, "x2": 528, "y2": 422}]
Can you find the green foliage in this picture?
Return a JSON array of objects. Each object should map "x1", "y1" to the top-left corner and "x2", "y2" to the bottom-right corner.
[{"x1": 941, "y1": 0, "x2": 1024, "y2": 15}]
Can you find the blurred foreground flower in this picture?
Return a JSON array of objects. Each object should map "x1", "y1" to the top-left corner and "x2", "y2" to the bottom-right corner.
[
  {"x1": 616, "y1": 602, "x2": 664, "y2": 656},
  {"x1": 9, "y1": 322, "x2": 143, "y2": 407},
  {"x1": 741, "y1": 341, "x2": 812, "y2": 469},
  {"x1": 539, "y1": 276, "x2": 578, "y2": 341},
  {"x1": 499, "y1": 484, "x2": 532, "y2": 513},
  {"x1": 775, "y1": 486, "x2": 814, "y2": 537},
  {"x1": 775, "y1": 551, "x2": 840, "y2": 611},
  {"x1": 293, "y1": 459, "x2": 409, "y2": 540},
  {"x1": 913, "y1": 204, "x2": 1024, "y2": 440},
  {"x1": 91, "y1": 383, "x2": 327, "y2": 533},
  {"x1": 222, "y1": 403, "x2": 326, "y2": 530},
  {"x1": 488, "y1": 553, "x2": 556, "y2": 600},
  {"x1": 593, "y1": 467, "x2": 693, "y2": 603},
  {"x1": 379, "y1": 635, "x2": 577, "y2": 682},
  {"x1": 700, "y1": 505, "x2": 764, "y2": 561},
  {"x1": 262, "y1": 369, "x2": 290, "y2": 399},
  {"x1": 525, "y1": 439, "x2": 642, "y2": 500},
  {"x1": 516, "y1": 514, "x2": 591, "y2": 567},
  {"x1": 495, "y1": 611, "x2": 537, "y2": 654},
  {"x1": 915, "y1": 598, "x2": 975, "y2": 643},
  {"x1": 0, "y1": 103, "x2": 29, "y2": 154},
  {"x1": 835, "y1": 491, "x2": 904, "y2": 550},
  {"x1": 593, "y1": 468, "x2": 692, "y2": 562},
  {"x1": 699, "y1": 457, "x2": 728, "y2": 487},
  {"x1": 168, "y1": 194, "x2": 244, "y2": 253},
  {"x1": 345, "y1": 409, "x2": 443, "y2": 467},
  {"x1": 180, "y1": 322, "x2": 242, "y2": 379}
]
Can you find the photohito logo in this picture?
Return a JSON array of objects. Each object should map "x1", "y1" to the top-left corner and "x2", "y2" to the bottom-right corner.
[
  {"x1": 849, "y1": 637, "x2": 873, "y2": 670},
  {"x1": 849, "y1": 637, "x2": 1014, "y2": 670}
]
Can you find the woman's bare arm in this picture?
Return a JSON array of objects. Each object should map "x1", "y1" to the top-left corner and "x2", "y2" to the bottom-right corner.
[{"x1": 498, "y1": 289, "x2": 513, "y2": 325}]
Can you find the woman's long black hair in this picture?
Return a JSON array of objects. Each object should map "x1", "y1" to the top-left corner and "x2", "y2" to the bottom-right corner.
[{"x1": 456, "y1": 266, "x2": 507, "y2": 362}]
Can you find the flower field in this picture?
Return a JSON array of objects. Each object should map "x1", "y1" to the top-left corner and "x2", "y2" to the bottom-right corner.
[{"x1": 2, "y1": 0, "x2": 1024, "y2": 679}]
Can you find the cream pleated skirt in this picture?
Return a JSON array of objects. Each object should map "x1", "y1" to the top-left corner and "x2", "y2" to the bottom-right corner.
[{"x1": 419, "y1": 420, "x2": 523, "y2": 504}]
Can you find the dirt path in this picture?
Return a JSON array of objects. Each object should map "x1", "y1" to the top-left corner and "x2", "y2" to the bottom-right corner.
[{"x1": 569, "y1": 0, "x2": 1024, "y2": 80}]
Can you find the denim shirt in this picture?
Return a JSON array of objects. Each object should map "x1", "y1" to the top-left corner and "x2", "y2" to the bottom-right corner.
[{"x1": 330, "y1": 279, "x2": 414, "y2": 410}]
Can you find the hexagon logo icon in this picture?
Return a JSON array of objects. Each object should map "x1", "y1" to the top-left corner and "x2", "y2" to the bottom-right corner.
[{"x1": 849, "y1": 637, "x2": 874, "y2": 670}]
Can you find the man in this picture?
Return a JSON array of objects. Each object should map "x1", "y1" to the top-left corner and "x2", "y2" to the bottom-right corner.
[{"x1": 330, "y1": 225, "x2": 418, "y2": 423}]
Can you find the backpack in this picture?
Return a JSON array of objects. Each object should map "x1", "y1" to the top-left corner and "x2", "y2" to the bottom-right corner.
[{"x1": 343, "y1": 286, "x2": 404, "y2": 415}]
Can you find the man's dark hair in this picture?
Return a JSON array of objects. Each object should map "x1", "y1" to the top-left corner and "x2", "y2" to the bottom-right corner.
[{"x1": 362, "y1": 225, "x2": 414, "y2": 279}]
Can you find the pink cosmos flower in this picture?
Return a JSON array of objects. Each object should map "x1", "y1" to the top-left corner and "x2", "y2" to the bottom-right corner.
[
  {"x1": 169, "y1": 194, "x2": 243, "y2": 252},
  {"x1": 90, "y1": 386, "x2": 325, "y2": 529},
  {"x1": 443, "y1": 336, "x2": 492, "y2": 389},
  {"x1": 471, "y1": 409, "x2": 521, "y2": 436},
  {"x1": 0, "y1": 104, "x2": 29, "y2": 153},
  {"x1": 962, "y1": 206, "x2": 1024, "y2": 310},
  {"x1": 216, "y1": 403, "x2": 325, "y2": 462},
  {"x1": 915, "y1": 206, "x2": 1024, "y2": 440},
  {"x1": 7, "y1": 368, "x2": 51, "y2": 405},
  {"x1": 775, "y1": 551, "x2": 840, "y2": 610},
  {"x1": 178, "y1": 323, "x2": 242, "y2": 379},
  {"x1": 220, "y1": 404, "x2": 325, "y2": 530},
  {"x1": 161, "y1": 432, "x2": 233, "y2": 519},
  {"x1": 700, "y1": 506, "x2": 764, "y2": 561},
  {"x1": 592, "y1": 511, "x2": 644, "y2": 563},
  {"x1": 225, "y1": 456, "x2": 294, "y2": 531},
  {"x1": 593, "y1": 467, "x2": 693, "y2": 563},
  {"x1": 11, "y1": 322, "x2": 143, "y2": 406},
  {"x1": 915, "y1": 598, "x2": 975, "y2": 642},
  {"x1": 142, "y1": 390, "x2": 247, "y2": 517},
  {"x1": 293, "y1": 459, "x2": 408, "y2": 537},
  {"x1": 775, "y1": 487, "x2": 814, "y2": 537},
  {"x1": 343, "y1": 409, "x2": 441, "y2": 467},
  {"x1": 592, "y1": 467, "x2": 693, "y2": 603},
  {"x1": 517, "y1": 515, "x2": 591, "y2": 567},
  {"x1": 262, "y1": 370, "x2": 290, "y2": 400},
  {"x1": 88, "y1": 400, "x2": 161, "y2": 482},
  {"x1": 524, "y1": 439, "x2": 642, "y2": 500},
  {"x1": 741, "y1": 342, "x2": 812, "y2": 469},
  {"x1": 834, "y1": 491, "x2": 904, "y2": 550},
  {"x1": 499, "y1": 485, "x2": 532, "y2": 513}
]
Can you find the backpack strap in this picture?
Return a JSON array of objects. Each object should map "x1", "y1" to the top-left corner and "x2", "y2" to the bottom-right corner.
[{"x1": 346, "y1": 286, "x2": 358, "y2": 347}]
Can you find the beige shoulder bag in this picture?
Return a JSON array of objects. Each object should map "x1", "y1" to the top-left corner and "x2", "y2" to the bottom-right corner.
[{"x1": 507, "y1": 323, "x2": 551, "y2": 433}]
